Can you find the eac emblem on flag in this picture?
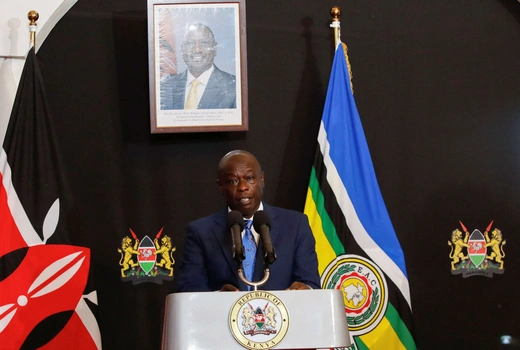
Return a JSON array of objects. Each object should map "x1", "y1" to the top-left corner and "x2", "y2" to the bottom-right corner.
[{"x1": 320, "y1": 254, "x2": 388, "y2": 336}]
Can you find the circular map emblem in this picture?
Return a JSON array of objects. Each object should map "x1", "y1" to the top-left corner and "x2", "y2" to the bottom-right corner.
[
  {"x1": 229, "y1": 291, "x2": 289, "y2": 350},
  {"x1": 321, "y1": 254, "x2": 388, "y2": 335}
]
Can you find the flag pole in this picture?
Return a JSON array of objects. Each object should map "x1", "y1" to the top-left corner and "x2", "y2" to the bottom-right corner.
[
  {"x1": 330, "y1": 6, "x2": 354, "y2": 93},
  {"x1": 28, "y1": 10, "x2": 39, "y2": 49},
  {"x1": 330, "y1": 7, "x2": 341, "y2": 49}
]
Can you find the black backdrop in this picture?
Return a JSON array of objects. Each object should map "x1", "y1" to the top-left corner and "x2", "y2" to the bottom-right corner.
[{"x1": 35, "y1": 0, "x2": 520, "y2": 349}]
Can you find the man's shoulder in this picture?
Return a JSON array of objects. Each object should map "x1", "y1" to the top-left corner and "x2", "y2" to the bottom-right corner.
[
  {"x1": 161, "y1": 70, "x2": 188, "y2": 86},
  {"x1": 211, "y1": 65, "x2": 236, "y2": 81}
]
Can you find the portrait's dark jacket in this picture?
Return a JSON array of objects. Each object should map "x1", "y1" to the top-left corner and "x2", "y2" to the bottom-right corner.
[
  {"x1": 160, "y1": 65, "x2": 236, "y2": 110},
  {"x1": 176, "y1": 204, "x2": 321, "y2": 291}
]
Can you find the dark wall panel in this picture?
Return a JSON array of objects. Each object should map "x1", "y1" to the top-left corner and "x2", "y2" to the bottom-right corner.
[{"x1": 36, "y1": 0, "x2": 520, "y2": 349}]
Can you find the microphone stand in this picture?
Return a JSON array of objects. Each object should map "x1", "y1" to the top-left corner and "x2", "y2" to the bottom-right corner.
[
  {"x1": 237, "y1": 249, "x2": 276, "y2": 291},
  {"x1": 237, "y1": 265, "x2": 271, "y2": 291}
]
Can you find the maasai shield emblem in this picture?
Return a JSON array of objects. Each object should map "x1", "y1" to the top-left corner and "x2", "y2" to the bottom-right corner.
[
  {"x1": 138, "y1": 235, "x2": 156, "y2": 274},
  {"x1": 468, "y1": 229, "x2": 486, "y2": 267},
  {"x1": 254, "y1": 307, "x2": 266, "y2": 329}
]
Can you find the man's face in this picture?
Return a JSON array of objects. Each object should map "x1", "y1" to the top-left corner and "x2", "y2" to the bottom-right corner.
[
  {"x1": 181, "y1": 26, "x2": 217, "y2": 77},
  {"x1": 218, "y1": 154, "x2": 264, "y2": 218}
]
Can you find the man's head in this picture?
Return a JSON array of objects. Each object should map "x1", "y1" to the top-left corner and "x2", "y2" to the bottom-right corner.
[
  {"x1": 181, "y1": 23, "x2": 217, "y2": 78},
  {"x1": 217, "y1": 150, "x2": 265, "y2": 218}
]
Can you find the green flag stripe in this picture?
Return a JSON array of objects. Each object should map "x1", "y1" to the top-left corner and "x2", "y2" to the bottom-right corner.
[
  {"x1": 312, "y1": 148, "x2": 355, "y2": 247},
  {"x1": 354, "y1": 337, "x2": 370, "y2": 350},
  {"x1": 386, "y1": 303, "x2": 416, "y2": 349},
  {"x1": 309, "y1": 165, "x2": 344, "y2": 255}
]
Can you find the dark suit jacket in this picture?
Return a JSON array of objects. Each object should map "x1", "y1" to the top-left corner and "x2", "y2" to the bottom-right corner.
[
  {"x1": 160, "y1": 65, "x2": 236, "y2": 110},
  {"x1": 176, "y1": 204, "x2": 320, "y2": 291}
]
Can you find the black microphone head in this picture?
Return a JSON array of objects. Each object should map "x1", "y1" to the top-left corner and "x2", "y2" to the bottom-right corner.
[
  {"x1": 253, "y1": 210, "x2": 271, "y2": 231},
  {"x1": 226, "y1": 210, "x2": 245, "y2": 230}
]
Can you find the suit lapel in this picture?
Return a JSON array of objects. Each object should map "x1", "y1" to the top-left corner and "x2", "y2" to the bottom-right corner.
[
  {"x1": 252, "y1": 204, "x2": 279, "y2": 283},
  {"x1": 263, "y1": 204, "x2": 280, "y2": 249},
  {"x1": 199, "y1": 67, "x2": 223, "y2": 108}
]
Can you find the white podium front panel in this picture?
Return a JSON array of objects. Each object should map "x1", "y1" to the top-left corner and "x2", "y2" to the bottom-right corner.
[{"x1": 162, "y1": 289, "x2": 350, "y2": 350}]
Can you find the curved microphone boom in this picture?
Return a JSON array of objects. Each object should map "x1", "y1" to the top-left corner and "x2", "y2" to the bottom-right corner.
[
  {"x1": 253, "y1": 210, "x2": 276, "y2": 266},
  {"x1": 226, "y1": 210, "x2": 245, "y2": 263}
]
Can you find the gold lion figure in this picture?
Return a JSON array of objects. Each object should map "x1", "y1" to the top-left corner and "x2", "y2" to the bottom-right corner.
[
  {"x1": 265, "y1": 306, "x2": 277, "y2": 328},
  {"x1": 118, "y1": 236, "x2": 140, "y2": 277},
  {"x1": 154, "y1": 236, "x2": 176, "y2": 276},
  {"x1": 448, "y1": 229, "x2": 469, "y2": 270},
  {"x1": 242, "y1": 307, "x2": 255, "y2": 330},
  {"x1": 485, "y1": 228, "x2": 506, "y2": 269}
]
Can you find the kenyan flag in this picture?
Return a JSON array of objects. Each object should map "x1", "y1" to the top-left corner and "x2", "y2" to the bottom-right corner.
[{"x1": 0, "y1": 48, "x2": 101, "y2": 349}]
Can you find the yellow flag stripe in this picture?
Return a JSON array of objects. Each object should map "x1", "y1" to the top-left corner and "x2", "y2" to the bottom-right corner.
[{"x1": 304, "y1": 187, "x2": 336, "y2": 274}]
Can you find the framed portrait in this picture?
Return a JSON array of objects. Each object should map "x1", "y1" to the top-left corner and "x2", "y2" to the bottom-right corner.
[{"x1": 147, "y1": 0, "x2": 248, "y2": 133}]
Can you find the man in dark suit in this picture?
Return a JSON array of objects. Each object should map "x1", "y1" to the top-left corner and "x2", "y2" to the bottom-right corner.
[
  {"x1": 176, "y1": 150, "x2": 320, "y2": 292},
  {"x1": 160, "y1": 23, "x2": 236, "y2": 110}
]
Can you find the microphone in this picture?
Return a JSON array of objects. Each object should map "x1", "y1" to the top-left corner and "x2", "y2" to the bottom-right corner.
[
  {"x1": 226, "y1": 210, "x2": 245, "y2": 263},
  {"x1": 253, "y1": 210, "x2": 276, "y2": 265}
]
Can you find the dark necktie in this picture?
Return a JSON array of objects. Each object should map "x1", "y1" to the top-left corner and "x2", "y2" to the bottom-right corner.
[{"x1": 242, "y1": 219, "x2": 256, "y2": 286}]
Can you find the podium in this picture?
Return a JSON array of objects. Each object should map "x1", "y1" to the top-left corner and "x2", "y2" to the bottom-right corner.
[{"x1": 162, "y1": 289, "x2": 351, "y2": 349}]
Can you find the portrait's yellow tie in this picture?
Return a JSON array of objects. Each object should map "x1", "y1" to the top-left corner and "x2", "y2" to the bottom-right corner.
[{"x1": 184, "y1": 79, "x2": 200, "y2": 109}]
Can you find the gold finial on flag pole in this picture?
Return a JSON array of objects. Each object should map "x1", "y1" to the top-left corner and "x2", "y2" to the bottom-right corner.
[
  {"x1": 28, "y1": 10, "x2": 39, "y2": 49},
  {"x1": 330, "y1": 7, "x2": 341, "y2": 49}
]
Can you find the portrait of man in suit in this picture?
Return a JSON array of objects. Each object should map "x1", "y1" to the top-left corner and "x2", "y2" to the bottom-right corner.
[{"x1": 160, "y1": 23, "x2": 236, "y2": 110}]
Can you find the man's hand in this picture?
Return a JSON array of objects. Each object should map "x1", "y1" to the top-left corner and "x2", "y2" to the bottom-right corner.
[
  {"x1": 220, "y1": 284, "x2": 239, "y2": 291},
  {"x1": 286, "y1": 281, "x2": 312, "y2": 290}
]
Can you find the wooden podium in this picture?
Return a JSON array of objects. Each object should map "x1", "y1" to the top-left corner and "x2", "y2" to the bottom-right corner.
[{"x1": 162, "y1": 289, "x2": 351, "y2": 349}]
